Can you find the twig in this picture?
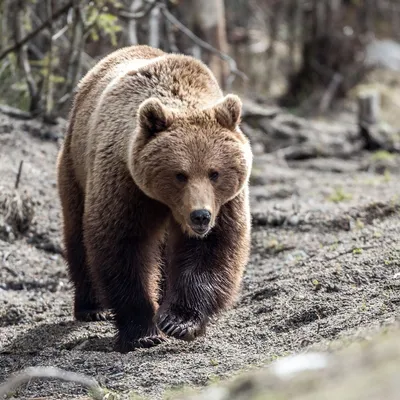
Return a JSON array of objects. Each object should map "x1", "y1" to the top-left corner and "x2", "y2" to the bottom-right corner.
[
  {"x1": 158, "y1": 2, "x2": 248, "y2": 85},
  {"x1": 0, "y1": 366, "x2": 105, "y2": 400},
  {"x1": 118, "y1": 0, "x2": 158, "y2": 20},
  {"x1": 52, "y1": 24, "x2": 69, "y2": 41},
  {"x1": 318, "y1": 72, "x2": 343, "y2": 113},
  {"x1": 15, "y1": 161, "x2": 23, "y2": 190},
  {"x1": 0, "y1": 1, "x2": 73, "y2": 62},
  {"x1": 325, "y1": 246, "x2": 375, "y2": 261}
]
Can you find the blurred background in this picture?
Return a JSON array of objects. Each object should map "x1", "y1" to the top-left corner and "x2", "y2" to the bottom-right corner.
[{"x1": 1, "y1": 0, "x2": 400, "y2": 123}]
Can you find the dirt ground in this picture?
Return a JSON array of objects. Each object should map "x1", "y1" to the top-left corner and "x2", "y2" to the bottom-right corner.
[{"x1": 0, "y1": 111, "x2": 400, "y2": 399}]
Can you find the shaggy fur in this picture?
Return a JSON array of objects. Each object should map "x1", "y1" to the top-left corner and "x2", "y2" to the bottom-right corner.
[{"x1": 57, "y1": 45, "x2": 252, "y2": 352}]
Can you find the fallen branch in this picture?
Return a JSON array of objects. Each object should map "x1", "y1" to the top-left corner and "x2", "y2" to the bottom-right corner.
[
  {"x1": 0, "y1": 1, "x2": 73, "y2": 62},
  {"x1": 325, "y1": 246, "x2": 375, "y2": 261},
  {"x1": 15, "y1": 161, "x2": 24, "y2": 190},
  {"x1": 0, "y1": 105, "x2": 32, "y2": 120},
  {"x1": 0, "y1": 366, "x2": 105, "y2": 400}
]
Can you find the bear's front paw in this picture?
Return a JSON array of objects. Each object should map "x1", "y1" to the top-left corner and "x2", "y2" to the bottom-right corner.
[
  {"x1": 75, "y1": 309, "x2": 113, "y2": 322},
  {"x1": 115, "y1": 326, "x2": 167, "y2": 353},
  {"x1": 156, "y1": 310, "x2": 208, "y2": 341}
]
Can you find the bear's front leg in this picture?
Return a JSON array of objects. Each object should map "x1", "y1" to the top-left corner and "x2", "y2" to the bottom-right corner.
[
  {"x1": 84, "y1": 182, "x2": 169, "y2": 353},
  {"x1": 156, "y1": 192, "x2": 251, "y2": 341}
]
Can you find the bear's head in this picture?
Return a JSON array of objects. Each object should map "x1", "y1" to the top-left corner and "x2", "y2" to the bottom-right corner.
[{"x1": 130, "y1": 94, "x2": 252, "y2": 237}]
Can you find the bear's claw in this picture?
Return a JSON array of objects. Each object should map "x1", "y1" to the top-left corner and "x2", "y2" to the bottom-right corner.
[
  {"x1": 75, "y1": 309, "x2": 113, "y2": 322},
  {"x1": 116, "y1": 334, "x2": 166, "y2": 352},
  {"x1": 116, "y1": 325, "x2": 167, "y2": 353},
  {"x1": 156, "y1": 312, "x2": 206, "y2": 341},
  {"x1": 137, "y1": 335, "x2": 167, "y2": 348}
]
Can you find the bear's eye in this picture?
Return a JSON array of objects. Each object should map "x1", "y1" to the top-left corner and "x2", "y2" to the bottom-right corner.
[
  {"x1": 176, "y1": 173, "x2": 188, "y2": 183},
  {"x1": 209, "y1": 171, "x2": 219, "y2": 182}
]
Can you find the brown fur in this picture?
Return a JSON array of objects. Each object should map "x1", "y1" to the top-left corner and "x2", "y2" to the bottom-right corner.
[{"x1": 57, "y1": 45, "x2": 252, "y2": 352}]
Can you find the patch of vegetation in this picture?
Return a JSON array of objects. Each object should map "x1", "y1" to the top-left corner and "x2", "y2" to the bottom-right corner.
[
  {"x1": 327, "y1": 187, "x2": 352, "y2": 203},
  {"x1": 355, "y1": 219, "x2": 365, "y2": 230},
  {"x1": 210, "y1": 358, "x2": 219, "y2": 366},
  {"x1": 383, "y1": 169, "x2": 392, "y2": 182},
  {"x1": 312, "y1": 278, "x2": 322, "y2": 291},
  {"x1": 370, "y1": 150, "x2": 395, "y2": 162}
]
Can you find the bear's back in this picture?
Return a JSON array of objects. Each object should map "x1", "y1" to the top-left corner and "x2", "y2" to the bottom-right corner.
[
  {"x1": 66, "y1": 45, "x2": 223, "y2": 191},
  {"x1": 66, "y1": 46, "x2": 166, "y2": 188}
]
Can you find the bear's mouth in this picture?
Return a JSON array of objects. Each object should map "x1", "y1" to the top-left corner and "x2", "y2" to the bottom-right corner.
[{"x1": 190, "y1": 225, "x2": 211, "y2": 237}]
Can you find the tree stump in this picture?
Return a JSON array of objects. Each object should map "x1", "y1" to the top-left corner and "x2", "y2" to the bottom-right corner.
[{"x1": 358, "y1": 90, "x2": 382, "y2": 150}]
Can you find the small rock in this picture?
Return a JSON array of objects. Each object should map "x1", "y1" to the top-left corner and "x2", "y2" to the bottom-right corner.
[{"x1": 287, "y1": 215, "x2": 300, "y2": 226}]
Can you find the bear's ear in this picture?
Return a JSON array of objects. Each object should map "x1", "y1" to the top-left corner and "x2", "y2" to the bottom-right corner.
[
  {"x1": 213, "y1": 94, "x2": 242, "y2": 130},
  {"x1": 138, "y1": 98, "x2": 173, "y2": 137}
]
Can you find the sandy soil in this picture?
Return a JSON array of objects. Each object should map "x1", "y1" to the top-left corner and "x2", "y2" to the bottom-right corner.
[{"x1": 0, "y1": 112, "x2": 399, "y2": 399}]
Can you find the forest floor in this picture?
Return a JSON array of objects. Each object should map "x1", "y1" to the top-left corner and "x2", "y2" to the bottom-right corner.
[{"x1": 0, "y1": 108, "x2": 400, "y2": 399}]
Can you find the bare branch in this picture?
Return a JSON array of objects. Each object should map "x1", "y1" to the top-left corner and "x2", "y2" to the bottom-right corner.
[
  {"x1": 118, "y1": 0, "x2": 158, "y2": 20},
  {"x1": 44, "y1": 0, "x2": 55, "y2": 116},
  {"x1": 117, "y1": 0, "x2": 246, "y2": 86},
  {"x1": 127, "y1": 0, "x2": 141, "y2": 45},
  {"x1": 14, "y1": 0, "x2": 40, "y2": 113},
  {"x1": 52, "y1": 24, "x2": 69, "y2": 41},
  {"x1": 0, "y1": 366, "x2": 105, "y2": 400},
  {"x1": 0, "y1": 0, "x2": 10, "y2": 51},
  {"x1": 148, "y1": 4, "x2": 161, "y2": 48},
  {"x1": 158, "y1": 3, "x2": 248, "y2": 85},
  {"x1": 57, "y1": 1, "x2": 85, "y2": 109},
  {"x1": 0, "y1": 1, "x2": 73, "y2": 62}
]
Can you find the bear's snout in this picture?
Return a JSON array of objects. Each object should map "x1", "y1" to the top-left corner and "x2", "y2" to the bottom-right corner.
[{"x1": 190, "y1": 209, "x2": 211, "y2": 235}]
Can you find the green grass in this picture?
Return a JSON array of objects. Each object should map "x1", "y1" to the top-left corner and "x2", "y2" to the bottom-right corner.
[
  {"x1": 327, "y1": 187, "x2": 352, "y2": 203},
  {"x1": 370, "y1": 150, "x2": 395, "y2": 162}
]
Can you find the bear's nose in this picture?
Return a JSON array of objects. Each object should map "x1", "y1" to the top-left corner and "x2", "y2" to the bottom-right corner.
[{"x1": 190, "y1": 209, "x2": 211, "y2": 226}]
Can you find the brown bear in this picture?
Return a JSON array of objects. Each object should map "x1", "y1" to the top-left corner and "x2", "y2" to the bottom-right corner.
[{"x1": 57, "y1": 45, "x2": 252, "y2": 353}]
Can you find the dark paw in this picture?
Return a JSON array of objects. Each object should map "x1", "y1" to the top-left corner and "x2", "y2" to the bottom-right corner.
[
  {"x1": 75, "y1": 309, "x2": 113, "y2": 322},
  {"x1": 116, "y1": 324, "x2": 167, "y2": 353},
  {"x1": 156, "y1": 312, "x2": 207, "y2": 341},
  {"x1": 116, "y1": 332, "x2": 167, "y2": 353}
]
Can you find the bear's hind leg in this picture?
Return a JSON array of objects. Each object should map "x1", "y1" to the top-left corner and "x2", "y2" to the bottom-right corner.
[{"x1": 57, "y1": 150, "x2": 110, "y2": 322}]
